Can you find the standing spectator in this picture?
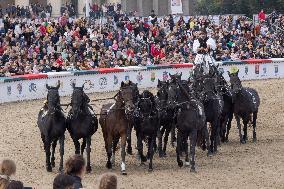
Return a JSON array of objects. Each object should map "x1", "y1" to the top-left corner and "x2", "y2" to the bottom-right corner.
[
  {"x1": 64, "y1": 155, "x2": 86, "y2": 189},
  {"x1": 99, "y1": 173, "x2": 118, "y2": 189}
]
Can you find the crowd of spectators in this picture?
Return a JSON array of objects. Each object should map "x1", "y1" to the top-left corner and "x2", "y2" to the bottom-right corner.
[
  {"x1": 0, "y1": 4, "x2": 283, "y2": 77},
  {"x1": 0, "y1": 3, "x2": 52, "y2": 19},
  {"x1": 0, "y1": 156, "x2": 118, "y2": 189}
]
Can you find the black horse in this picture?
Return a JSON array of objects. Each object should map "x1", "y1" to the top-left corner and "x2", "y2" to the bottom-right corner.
[
  {"x1": 168, "y1": 80, "x2": 211, "y2": 172},
  {"x1": 67, "y1": 83, "x2": 98, "y2": 173},
  {"x1": 134, "y1": 90, "x2": 159, "y2": 171},
  {"x1": 37, "y1": 81, "x2": 66, "y2": 172},
  {"x1": 228, "y1": 70, "x2": 260, "y2": 143},
  {"x1": 156, "y1": 80, "x2": 175, "y2": 157},
  {"x1": 215, "y1": 71, "x2": 234, "y2": 143},
  {"x1": 126, "y1": 81, "x2": 140, "y2": 155},
  {"x1": 201, "y1": 77, "x2": 224, "y2": 153}
]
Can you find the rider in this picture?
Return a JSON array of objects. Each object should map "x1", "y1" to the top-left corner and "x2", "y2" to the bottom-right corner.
[{"x1": 193, "y1": 29, "x2": 216, "y2": 74}]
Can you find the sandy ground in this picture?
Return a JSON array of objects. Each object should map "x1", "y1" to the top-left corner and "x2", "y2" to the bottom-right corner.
[{"x1": 0, "y1": 79, "x2": 284, "y2": 189}]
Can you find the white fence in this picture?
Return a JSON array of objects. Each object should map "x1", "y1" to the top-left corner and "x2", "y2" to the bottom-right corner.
[{"x1": 0, "y1": 62, "x2": 284, "y2": 103}]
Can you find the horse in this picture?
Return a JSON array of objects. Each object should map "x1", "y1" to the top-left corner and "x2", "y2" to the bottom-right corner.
[
  {"x1": 126, "y1": 81, "x2": 140, "y2": 155},
  {"x1": 99, "y1": 81, "x2": 136, "y2": 175},
  {"x1": 201, "y1": 77, "x2": 224, "y2": 153},
  {"x1": 167, "y1": 80, "x2": 211, "y2": 172},
  {"x1": 67, "y1": 83, "x2": 98, "y2": 173},
  {"x1": 37, "y1": 81, "x2": 66, "y2": 172},
  {"x1": 228, "y1": 70, "x2": 260, "y2": 143},
  {"x1": 156, "y1": 79, "x2": 175, "y2": 157},
  {"x1": 134, "y1": 90, "x2": 159, "y2": 171},
  {"x1": 215, "y1": 70, "x2": 234, "y2": 143}
]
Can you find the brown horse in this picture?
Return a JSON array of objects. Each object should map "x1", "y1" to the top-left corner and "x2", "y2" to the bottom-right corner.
[{"x1": 99, "y1": 81, "x2": 136, "y2": 175}]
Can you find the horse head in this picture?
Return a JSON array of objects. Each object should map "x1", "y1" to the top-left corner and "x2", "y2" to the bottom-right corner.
[
  {"x1": 167, "y1": 82, "x2": 179, "y2": 109},
  {"x1": 71, "y1": 83, "x2": 86, "y2": 118},
  {"x1": 119, "y1": 81, "x2": 137, "y2": 116},
  {"x1": 46, "y1": 81, "x2": 61, "y2": 112},
  {"x1": 169, "y1": 73, "x2": 182, "y2": 84},
  {"x1": 228, "y1": 70, "x2": 242, "y2": 94},
  {"x1": 138, "y1": 90, "x2": 155, "y2": 117},
  {"x1": 157, "y1": 79, "x2": 169, "y2": 105}
]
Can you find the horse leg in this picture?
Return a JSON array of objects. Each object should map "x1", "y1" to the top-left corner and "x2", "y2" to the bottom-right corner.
[
  {"x1": 72, "y1": 138, "x2": 80, "y2": 154},
  {"x1": 184, "y1": 133, "x2": 190, "y2": 167},
  {"x1": 225, "y1": 113, "x2": 233, "y2": 142},
  {"x1": 209, "y1": 122, "x2": 215, "y2": 153},
  {"x1": 81, "y1": 138, "x2": 87, "y2": 155},
  {"x1": 120, "y1": 134, "x2": 127, "y2": 175},
  {"x1": 59, "y1": 135, "x2": 65, "y2": 172},
  {"x1": 190, "y1": 129, "x2": 197, "y2": 173},
  {"x1": 252, "y1": 111, "x2": 258, "y2": 142},
  {"x1": 45, "y1": 139, "x2": 52, "y2": 172},
  {"x1": 236, "y1": 115, "x2": 245, "y2": 144},
  {"x1": 105, "y1": 137, "x2": 113, "y2": 169},
  {"x1": 137, "y1": 133, "x2": 147, "y2": 163},
  {"x1": 148, "y1": 136, "x2": 155, "y2": 172},
  {"x1": 157, "y1": 127, "x2": 163, "y2": 157},
  {"x1": 171, "y1": 124, "x2": 177, "y2": 147},
  {"x1": 203, "y1": 125, "x2": 213, "y2": 156},
  {"x1": 176, "y1": 130, "x2": 183, "y2": 167},
  {"x1": 163, "y1": 127, "x2": 171, "y2": 157},
  {"x1": 127, "y1": 124, "x2": 133, "y2": 155},
  {"x1": 86, "y1": 136, "x2": 92, "y2": 173},
  {"x1": 215, "y1": 119, "x2": 221, "y2": 151},
  {"x1": 112, "y1": 137, "x2": 120, "y2": 166},
  {"x1": 51, "y1": 139, "x2": 57, "y2": 168},
  {"x1": 243, "y1": 119, "x2": 248, "y2": 143}
]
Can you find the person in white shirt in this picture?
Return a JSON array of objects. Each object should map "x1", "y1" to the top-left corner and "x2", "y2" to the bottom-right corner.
[{"x1": 192, "y1": 30, "x2": 216, "y2": 74}]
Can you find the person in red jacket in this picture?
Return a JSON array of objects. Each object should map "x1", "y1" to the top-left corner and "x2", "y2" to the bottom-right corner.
[{"x1": 258, "y1": 9, "x2": 266, "y2": 22}]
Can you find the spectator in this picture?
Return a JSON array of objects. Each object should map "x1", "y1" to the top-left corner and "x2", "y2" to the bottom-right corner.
[
  {"x1": 258, "y1": 9, "x2": 266, "y2": 22},
  {"x1": 0, "y1": 159, "x2": 16, "y2": 189},
  {"x1": 53, "y1": 174, "x2": 75, "y2": 189},
  {"x1": 99, "y1": 173, "x2": 118, "y2": 189},
  {"x1": 6, "y1": 181, "x2": 24, "y2": 189},
  {"x1": 64, "y1": 155, "x2": 85, "y2": 189}
]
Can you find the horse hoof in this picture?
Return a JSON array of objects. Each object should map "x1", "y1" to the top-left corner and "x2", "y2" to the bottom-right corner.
[
  {"x1": 46, "y1": 166, "x2": 52, "y2": 172},
  {"x1": 253, "y1": 138, "x2": 257, "y2": 143},
  {"x1": 185, "y1": 161, "x2": 190, "y2": 167},
  {"x1": 127, "y1": 148, "x2": 133, "y2": 155},
  {"x1": 121, "y1": 171, "x2": 127, "y2": 175},
  {"x1": 106, "y1": 162, "x2": 112, "y2": 169},
  {"x1": 51, "y1": 161, "x2": 55, "y2": 168},
  {"x1": 141, "y1": 155, "x2": 147, "y2": 163},
  {"x1": 240, "y1": 139, "x2": 246, "y2": 144},
  {"x1": 190, "y1": 168, "x2": 197, "y2": 173},
  {"x1": 86, "y1": 166, "x2": 92, "y2": 173},
  {"x1": 148, "y1": 168, "x2": 153, "y2": 172},
  {"x1": 207, "y1": 151, "x2": 213, "y2": 157},
  {"x1": 178, "y1": 160, "x2": 183, "y2": 168}
]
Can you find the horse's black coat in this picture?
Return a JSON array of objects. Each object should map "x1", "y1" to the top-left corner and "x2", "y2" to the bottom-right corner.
[
  {"x1": 134, "y1": 90, "x2": 159, "y2": 171},
  {"x1": 228, "y1": 71, "x2": 260, "y2": 143},
  {"x1": 67, "y1": 83, "x2": 98, "y2": 173},
  {"x1": 37, "y1": 82, "x2": 66, "y2": 172}
]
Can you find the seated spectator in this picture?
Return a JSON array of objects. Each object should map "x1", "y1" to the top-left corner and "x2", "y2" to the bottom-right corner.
[
  {"x1": 0, "y1": 159, "x2": 16, "y2": 189},
  {"x1": 99, "y1": 173, "x2": 117, "y2": 189},
  {"x1": 64, "y1": 155, "x2": 86, "y2": 189},
  {"x1": 53, "y1": 174, "x2": 75, "y2": 189}
]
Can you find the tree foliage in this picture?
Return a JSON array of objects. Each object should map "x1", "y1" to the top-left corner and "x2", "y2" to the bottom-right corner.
[{"x1": 196, "y1": 0, "x2": 284, "y2": 16}]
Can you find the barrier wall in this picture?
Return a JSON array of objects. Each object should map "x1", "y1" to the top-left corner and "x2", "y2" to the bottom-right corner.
[{"x1": 0, "y1": 59, "x2": 284, "y2": 103}]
